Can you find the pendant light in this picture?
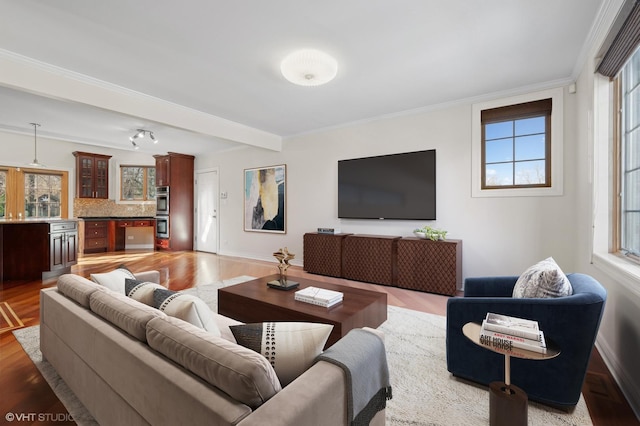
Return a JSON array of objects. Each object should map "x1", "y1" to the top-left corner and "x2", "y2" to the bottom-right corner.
[{"x1": 28, "y1": 122, "x2": 46, "y2": 168}]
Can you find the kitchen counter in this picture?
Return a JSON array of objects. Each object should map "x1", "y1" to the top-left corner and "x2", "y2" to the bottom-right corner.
[
  {"x1": 1, "y1": 219, "x2": 78, "y2": 282},
  {"x1": 77, "y1": 216, "x2": 156, "y2": 220},
  {"x1": 0, "y1": 218, "x2": 79, "y2": 224}
]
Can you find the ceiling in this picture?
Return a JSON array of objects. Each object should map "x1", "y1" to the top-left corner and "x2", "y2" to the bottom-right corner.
[{"x1": 0, "y1": 0, "x2": 605, "y2": 156}]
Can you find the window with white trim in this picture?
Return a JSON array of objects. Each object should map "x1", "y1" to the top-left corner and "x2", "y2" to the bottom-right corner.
[{"x1": 471, "y1": 87, "x2": 564, "y2": 198}]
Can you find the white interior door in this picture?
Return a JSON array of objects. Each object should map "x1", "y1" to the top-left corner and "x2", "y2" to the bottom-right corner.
[{"x1": 196, "y1": 169, "x2": 219, "y2": 253}]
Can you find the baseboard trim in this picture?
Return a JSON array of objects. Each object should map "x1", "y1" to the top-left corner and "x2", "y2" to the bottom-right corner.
[{"x1": 596, "y1": 337, "x2": 640, "y2": 420}]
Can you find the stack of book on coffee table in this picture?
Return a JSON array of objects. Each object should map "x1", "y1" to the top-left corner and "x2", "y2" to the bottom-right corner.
[
  {"x1": 479, "y1": 312, "x2": 547, "y2": 354},
  {"x1": 294, "y1": 286, "x2": 343, "y2": 308}
]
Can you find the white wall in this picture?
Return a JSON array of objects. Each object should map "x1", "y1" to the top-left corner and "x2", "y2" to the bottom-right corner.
[
  {"x1": 197, "y1": 92, "x2": 578, "y2": 279},
  {"x1": 0, "y1": 131, "x2": 156, "y2": 216}
]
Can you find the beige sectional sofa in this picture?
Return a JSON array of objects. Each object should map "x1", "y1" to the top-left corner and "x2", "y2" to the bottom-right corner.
[{"x1": 40, "y1": 273, "x2": 387, "y2": 425}]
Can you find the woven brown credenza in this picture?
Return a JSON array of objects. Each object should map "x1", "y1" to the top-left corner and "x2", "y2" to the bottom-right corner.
[{"x1": 303, "y1": 233, "x2": 462, "y2": 296}]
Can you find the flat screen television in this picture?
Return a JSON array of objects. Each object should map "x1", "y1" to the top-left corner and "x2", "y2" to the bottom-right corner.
[{"x1": 338, "y1": 149, "x2": 436, "y2": 220}]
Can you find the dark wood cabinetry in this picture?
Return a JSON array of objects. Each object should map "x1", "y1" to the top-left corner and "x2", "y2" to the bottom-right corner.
[
  {"x1": 342, "y1": 235, "x2": 401, "y2": 286},
  {"x1": 73, "y1": 151, "x2": 112, "y2": 198},
  {"x1": 0, "y1": 220, "x2": 78, "y2": 282},
  {"x1": 303, "y1": 233, "x2": 462, "y2": 296},
  {"x1": 83, "y1": 220, "x2": 108, "y2": 253},
  {"x1": 114, "y1": 219, "x2": 154, "y2": 251},
  {"x1": 396, "y1": 237, "x2": 462, "y2": 296},
  {"x1": 81, "y1": 218, "x2": 155, "y2": 254},
  {"x1": 155, "y1": 155, "x2": 170, "y2": 186},
  {"x1": 48, "y1": 221, "x2": 78, "y2": 276},
  {"x1": 303, "y1": 233, "x2": 352, "y2": 277},
  {"x1": 153, "y1": 153, "x2": 194, "y2": 251}
]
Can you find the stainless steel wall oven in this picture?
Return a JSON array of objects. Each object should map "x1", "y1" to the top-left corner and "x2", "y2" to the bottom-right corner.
[
  {"x1": 155, "y1": 215, "x2": 169, "y2": 239},
  {"x1": 156, "y1": 186, "x2": 169, "y2": 215}
]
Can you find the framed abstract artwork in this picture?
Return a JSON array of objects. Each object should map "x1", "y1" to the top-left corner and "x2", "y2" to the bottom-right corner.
[{"x1": 244, "y1": 164, "x2": 286, "y2": 233}]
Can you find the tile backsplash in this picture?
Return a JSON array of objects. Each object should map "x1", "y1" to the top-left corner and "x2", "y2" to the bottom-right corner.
[{"x1": 73, "y1": 198, "x2": 156, "y2": 217}]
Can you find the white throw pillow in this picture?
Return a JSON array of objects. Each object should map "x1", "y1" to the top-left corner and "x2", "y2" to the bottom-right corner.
[
  {"x1": 152, "y1": 289, "x2": 221, "y2": 337},
  {"x1": 125, "y1": 278, "x2": 166, "y2": 306},
  {"x1": 230, "y1": 322, "x2": 333, "y2": 386},
  {"x1": 90, "y1": 267, "x2": 136, "y2": 294},
  {"x1": 512, "y1": 257, "x2": 573, "y2": 298}
]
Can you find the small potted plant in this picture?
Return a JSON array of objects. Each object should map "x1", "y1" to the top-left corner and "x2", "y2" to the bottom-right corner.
[{"x1": 413, "y1": 225, "x2": 447, "y2": 241}]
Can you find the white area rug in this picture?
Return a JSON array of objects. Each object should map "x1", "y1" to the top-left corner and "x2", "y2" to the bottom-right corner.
[{"x1": 14, "y1": 277, "x2": 593, "y2": 425}]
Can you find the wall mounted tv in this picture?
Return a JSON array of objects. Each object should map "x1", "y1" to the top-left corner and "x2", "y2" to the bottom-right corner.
[{"x1": 338, "y1": 149, "x2": 436, "y2": 220}]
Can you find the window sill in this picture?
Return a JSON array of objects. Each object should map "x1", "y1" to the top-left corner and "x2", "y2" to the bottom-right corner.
[{"x1": 592, "y1": 252, "x2": 640, "y2": 298}]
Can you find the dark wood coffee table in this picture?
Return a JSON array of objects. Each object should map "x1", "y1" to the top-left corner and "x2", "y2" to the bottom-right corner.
[{"x1": 218, "y1": 274, "x2": 388, "y2": 348}]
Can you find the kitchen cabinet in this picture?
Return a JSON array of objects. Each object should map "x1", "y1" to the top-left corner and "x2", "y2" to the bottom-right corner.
[
  {"x1": 153, "y1": 153, "x2": 194, "y2": 251},
  {"x1": 0, "y1": 220, "x2": 79, "y2": 282},
  {"x1": 83, "y1": 220, "x2": 108, "y2": 253},
  {"x1": 49, "y1": 221, "x2": 78, "y2": 275},
  {"x1": 73, "y1": 151, "x2": 112, "y2": 198},
  {"x1": 115, "y1": 219, "x2": 155, "y2": 250},
  {"x1": 154, "y1": 155, "x2": 170, "y2": 187},
  {"x1": 81, "y1": 218, "x2": 155, "y2": 253}
]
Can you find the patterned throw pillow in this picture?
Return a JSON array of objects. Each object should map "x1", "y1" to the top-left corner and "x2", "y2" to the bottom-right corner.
[
  {"x1": 230, "y1": 322, "x2": 333, "y2": 386},
  {"x1": 152, "y1": 288, "x2": 221, "y2": 337},
  {"x1": 125, "y1": 278, "x2": 166, "y2": 306},
  {"x1": 512, "y1": 257, "x2": 573, "y2": 298},
  {"x1": 90, "y1": 267, "x2": 136, "y2": 294}
]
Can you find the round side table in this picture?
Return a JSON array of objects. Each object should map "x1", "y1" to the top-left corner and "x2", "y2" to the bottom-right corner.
[{"x1": 462, "y1": 322, "x2": 560, "y2": 426}]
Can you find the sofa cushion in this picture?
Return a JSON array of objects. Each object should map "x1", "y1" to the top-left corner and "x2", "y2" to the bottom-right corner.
[
  {"x1": 513, "y1": 257, "x2": 573, "y2": 298},
  {"x1": 146, "y1": 316, "x2": 281, "y2": 409},
  {"x1": 230, "y1": 322, "x2": 333, "y2": 386},
  {"x1": 57, "y1": 274, "x2": 104, "y2": 307},
  {"x1": 89, "y1": 290, "x2": 166, "y2": 342},
  {"x1": 153, "y1": 289, "x2": 221, "y2": 337},
  {"x1": 125, "y1": 278, "x2": 166, "y2": 306},
  {"x1": 90, "y1": 267, "x2": 136, "y2": 293}
]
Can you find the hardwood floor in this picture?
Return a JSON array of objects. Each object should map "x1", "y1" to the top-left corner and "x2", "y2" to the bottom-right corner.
[{"x1": 0, "y1": 250, "x2": 637, "y2": 425}]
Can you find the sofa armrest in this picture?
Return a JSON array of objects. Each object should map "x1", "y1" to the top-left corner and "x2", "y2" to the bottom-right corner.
[
  {"x1": 238, "y1": 327, "x2": 387, "y2": 426},
  {"x1": 238, "y1": 360, "x2": 347, "y2": 426},
  {"x1": 463, "y1": 276, "x2": 518, "y2": 297},
  {"x1": 134, "y1": 270, "x2": 160, "y2": 284}
]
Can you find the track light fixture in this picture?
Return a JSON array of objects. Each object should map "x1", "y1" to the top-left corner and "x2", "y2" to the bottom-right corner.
[{"x1": 129, "y1": 129, "x2": 158, "y2": 149}]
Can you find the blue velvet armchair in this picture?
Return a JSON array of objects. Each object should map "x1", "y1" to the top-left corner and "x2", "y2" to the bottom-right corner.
[{"x1": 446, "y1": 273, "x2": 606, "y2": 408}]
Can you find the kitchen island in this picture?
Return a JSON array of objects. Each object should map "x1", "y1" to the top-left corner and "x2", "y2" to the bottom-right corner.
[{"x1": 0, "y1": 218, "x2": 78, "y2": 282}]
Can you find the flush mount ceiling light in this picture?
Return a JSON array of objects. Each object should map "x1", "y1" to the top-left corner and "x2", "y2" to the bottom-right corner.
[
  {"x1": 129, "y1": 129, "x2": 158, "y2": 150},
  {"x1": 28, "y1": 122, "x2": 46, "y2": 168},
  {"x1": 280, "y1": 49, "x2": 338, "y2": 86}
]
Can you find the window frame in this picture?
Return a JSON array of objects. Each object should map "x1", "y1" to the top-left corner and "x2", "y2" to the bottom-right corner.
[
  {"x1": 481, "y1": 99, "x2": 552, "y2": 190},
  {"x1": 471, "y1": 87, "x2": 564, "y2": 198},
  {"x1": 118, "y1": 163, "x2": 156, "y2": 203},
  {"x1": 0, "y1": 165, "x2": 69, "y2": 219},
  {"x1": 612, "y1": 47, "x2": 640, "y2": 263}
]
